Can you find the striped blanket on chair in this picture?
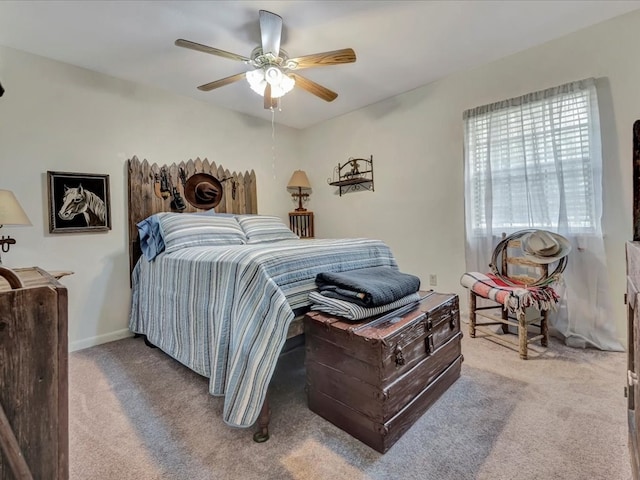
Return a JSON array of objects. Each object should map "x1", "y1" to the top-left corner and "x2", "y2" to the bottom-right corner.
[{"x1": 460, "y1": 272, "x2": 559, "y2": 317}]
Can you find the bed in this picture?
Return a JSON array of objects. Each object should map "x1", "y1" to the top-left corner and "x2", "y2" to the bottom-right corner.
[{"x1": 127, "y1": 157, "x2": 399, "y2": 440}]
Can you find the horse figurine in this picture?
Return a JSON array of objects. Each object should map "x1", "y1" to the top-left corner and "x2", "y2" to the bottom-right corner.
[{"x1": 58, "y1": 184, "x2": 107, "y2": 227}]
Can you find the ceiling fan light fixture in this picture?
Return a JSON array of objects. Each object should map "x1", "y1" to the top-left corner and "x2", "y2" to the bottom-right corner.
[
  {"x1": 246, "y1": 67, "x2": 295, "y2": 99},
  {"x1": 246, "y1": 68, "x2": 266, "y2": 95},
  {"x1": 275, "y1": 72, "x2": 295, "y2": 97},
  {"x1": 265, "y1": 66, "x2": 282, "y2": 85}
]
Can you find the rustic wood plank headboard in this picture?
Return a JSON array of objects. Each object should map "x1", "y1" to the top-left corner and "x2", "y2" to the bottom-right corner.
[{"x1": 127, "y1": 156, "x2": 258, "y2": 275}]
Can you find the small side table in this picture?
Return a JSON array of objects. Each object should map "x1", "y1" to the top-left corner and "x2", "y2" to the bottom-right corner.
[{"x1": 289, "y1": 211, "x2": 314, "y2": 238}]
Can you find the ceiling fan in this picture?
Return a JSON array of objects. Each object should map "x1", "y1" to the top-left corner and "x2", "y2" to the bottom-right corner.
[{"x1": 175, "y1": 10, "x2": 356, "y2": 110}]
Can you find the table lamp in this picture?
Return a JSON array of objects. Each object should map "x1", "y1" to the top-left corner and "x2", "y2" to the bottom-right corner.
[
  {"x1": 0, "y1": 190, "x2": 31, "y2": 264},
  {"x1": 287, "y1": 170, "x2": 311, "y2": 212}
]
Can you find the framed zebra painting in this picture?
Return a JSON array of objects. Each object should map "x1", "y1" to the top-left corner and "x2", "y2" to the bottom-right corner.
[{"x1": 47, "y1": 171, "x2": 111, "y2": 233}]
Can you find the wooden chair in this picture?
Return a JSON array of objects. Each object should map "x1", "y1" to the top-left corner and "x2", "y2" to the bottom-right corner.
[{"x1": 460, "y1": 232, "x2": 564, "y2": 359}]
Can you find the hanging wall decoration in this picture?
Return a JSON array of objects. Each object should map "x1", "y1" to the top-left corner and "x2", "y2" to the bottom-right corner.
[
  {"x1": 47, "y1": 171, "x2": 111, "y2": 234},
  {"x1": 328, "y1": 155, "x2": 374, "y2": 196}
]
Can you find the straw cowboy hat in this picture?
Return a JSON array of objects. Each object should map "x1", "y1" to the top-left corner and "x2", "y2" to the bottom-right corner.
[
  {"x1": 184, "y1": 173, "x2": 223, "y2": 210},
  {"x1": 521, "y1": 230, "x2": 571, "y2": 264}
]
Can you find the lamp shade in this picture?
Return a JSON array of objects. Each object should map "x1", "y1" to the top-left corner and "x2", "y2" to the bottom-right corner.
[
  {"x1": 287, "y1": 170, "x2": 311, "y2": 189},
  {"x1": 0, "y1": 190, "x2": 31, "y2": 226}
]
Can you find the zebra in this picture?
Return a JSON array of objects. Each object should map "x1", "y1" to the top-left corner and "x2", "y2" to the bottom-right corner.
[{"x1": 58, "y1": 184, "x2": 106, "y2": 227}]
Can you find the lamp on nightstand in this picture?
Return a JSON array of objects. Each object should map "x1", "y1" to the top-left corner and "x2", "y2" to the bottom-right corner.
[
  {"x1": 0, "y1": 190, "x2": 31, "y2": 264},
  {"x1": 287, "y1": 170, "x2": 311, "y2": 212}
]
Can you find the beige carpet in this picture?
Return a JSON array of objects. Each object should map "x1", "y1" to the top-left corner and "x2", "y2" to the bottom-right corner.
[{"x1": 69, "y1": 332, "x2": 631, "y2": 480}]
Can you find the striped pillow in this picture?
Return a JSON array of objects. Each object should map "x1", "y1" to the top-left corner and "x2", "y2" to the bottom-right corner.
[
  {"x1": 237, "y1": 215, "x2": 299, "y2": 244},
  {"x1": 159, "y1": 213, "x2": 247, "y2": 253}
]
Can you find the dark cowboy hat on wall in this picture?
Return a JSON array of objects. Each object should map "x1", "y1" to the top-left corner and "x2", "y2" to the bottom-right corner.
[{"x1": 184, "y1": 173, "x2": 223, "y2": 210}]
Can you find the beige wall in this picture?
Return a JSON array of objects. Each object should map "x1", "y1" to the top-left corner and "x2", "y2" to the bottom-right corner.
[
  {"x1": 301, "y1": 9, "x2": 640, "y2": 346},
  {"x1": 0, "y1": 45, "x2": 300, "y2": 350},
  {"x1": 1, "y1": 8, "x2": 638, "y2": 350}
]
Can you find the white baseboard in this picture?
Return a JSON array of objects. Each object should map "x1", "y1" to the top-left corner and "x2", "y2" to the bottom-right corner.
[{"x1": 70, "y1": 328, "x2": 134, "y2": 352}]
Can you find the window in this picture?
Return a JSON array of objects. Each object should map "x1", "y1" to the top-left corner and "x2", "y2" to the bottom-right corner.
[{"x1": 464, "y1": 79, "x2": 601, "y2": 235}]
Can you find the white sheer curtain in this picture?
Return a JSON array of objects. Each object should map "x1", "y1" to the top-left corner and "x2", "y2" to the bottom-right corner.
[{"x1": 463, "y1": 78, "x2": 622, "y2": 351}]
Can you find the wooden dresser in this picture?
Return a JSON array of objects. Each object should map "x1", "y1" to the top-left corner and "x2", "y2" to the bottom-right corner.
[
  {"x1": 0, "y1": 267, "x2": 68, "y2": 480},
  {"x1": 627, "y1": 243, "x2": 640, "y2": 480}
]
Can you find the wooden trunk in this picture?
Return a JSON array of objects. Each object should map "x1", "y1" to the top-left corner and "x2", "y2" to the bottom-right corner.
[
  {"x1": 305, "y1": 292, "x2": 462, "y2": 453},
  {"x1": 0, "y1": 267, "x2": 68, "y2": 480}
]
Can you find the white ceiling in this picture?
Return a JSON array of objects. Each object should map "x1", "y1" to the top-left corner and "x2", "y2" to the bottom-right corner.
[{"x1": 0, "y1": 0, "x2": 638, "y2": 129}]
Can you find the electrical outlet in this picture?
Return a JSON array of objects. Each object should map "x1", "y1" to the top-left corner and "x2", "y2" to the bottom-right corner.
[{"x1": 429, "y1": 274, "x2": 437, "y2": 286}]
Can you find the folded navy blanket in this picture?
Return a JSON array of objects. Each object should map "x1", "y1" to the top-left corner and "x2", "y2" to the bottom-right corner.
[{"x1": 316, "y1": 266, "x2": 421, "y2": 307}]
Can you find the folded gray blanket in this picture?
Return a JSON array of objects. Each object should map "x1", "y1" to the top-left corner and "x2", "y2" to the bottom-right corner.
[{"x1": 315, "y1": 266, "x2": 421, "y2": 307}]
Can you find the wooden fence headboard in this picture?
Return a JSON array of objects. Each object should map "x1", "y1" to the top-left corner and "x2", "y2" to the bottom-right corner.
[{"x1": 127, "y1": 156, "x2": 258, "y2": 275}]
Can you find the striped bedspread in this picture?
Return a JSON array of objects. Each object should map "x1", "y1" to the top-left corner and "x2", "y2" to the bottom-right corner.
[{"x1": 129, "y1": 238, "x2": 397, "y2": 427}]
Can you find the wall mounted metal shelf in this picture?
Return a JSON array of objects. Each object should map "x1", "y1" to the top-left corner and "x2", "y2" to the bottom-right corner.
[{"x1": 328, "y1": 155, "x2": 374, "y2": 196}]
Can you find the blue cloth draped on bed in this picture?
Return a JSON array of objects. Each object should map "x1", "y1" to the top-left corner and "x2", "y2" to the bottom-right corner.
[{"x1": 129, "y1": 238, "x2": 397, "y2": 427}]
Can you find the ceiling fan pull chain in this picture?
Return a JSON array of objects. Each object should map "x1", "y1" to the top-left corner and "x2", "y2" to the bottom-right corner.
[{"x1": 271, "y1": 108, "x2": 277, "y2": 180}]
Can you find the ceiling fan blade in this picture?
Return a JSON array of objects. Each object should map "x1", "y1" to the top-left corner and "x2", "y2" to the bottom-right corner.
[
  {"x1": 288, "y1": 48, "x2": 356, "y2": 70},
  {"x1": 197, "y1": 72, "x2": 247, "y2": 92},
  {"x1": 290, "y1": 74, "x2": 338, "y2": 102},
  {"x1": 259, "y1": 10, "x2": 282, "y2": 57},
  {"x1": 264, "y1": 84, "x2": 278, "y2": 110},
  {"x1": 175, "y1": 39, "x2": 250, "y2": 63}
]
